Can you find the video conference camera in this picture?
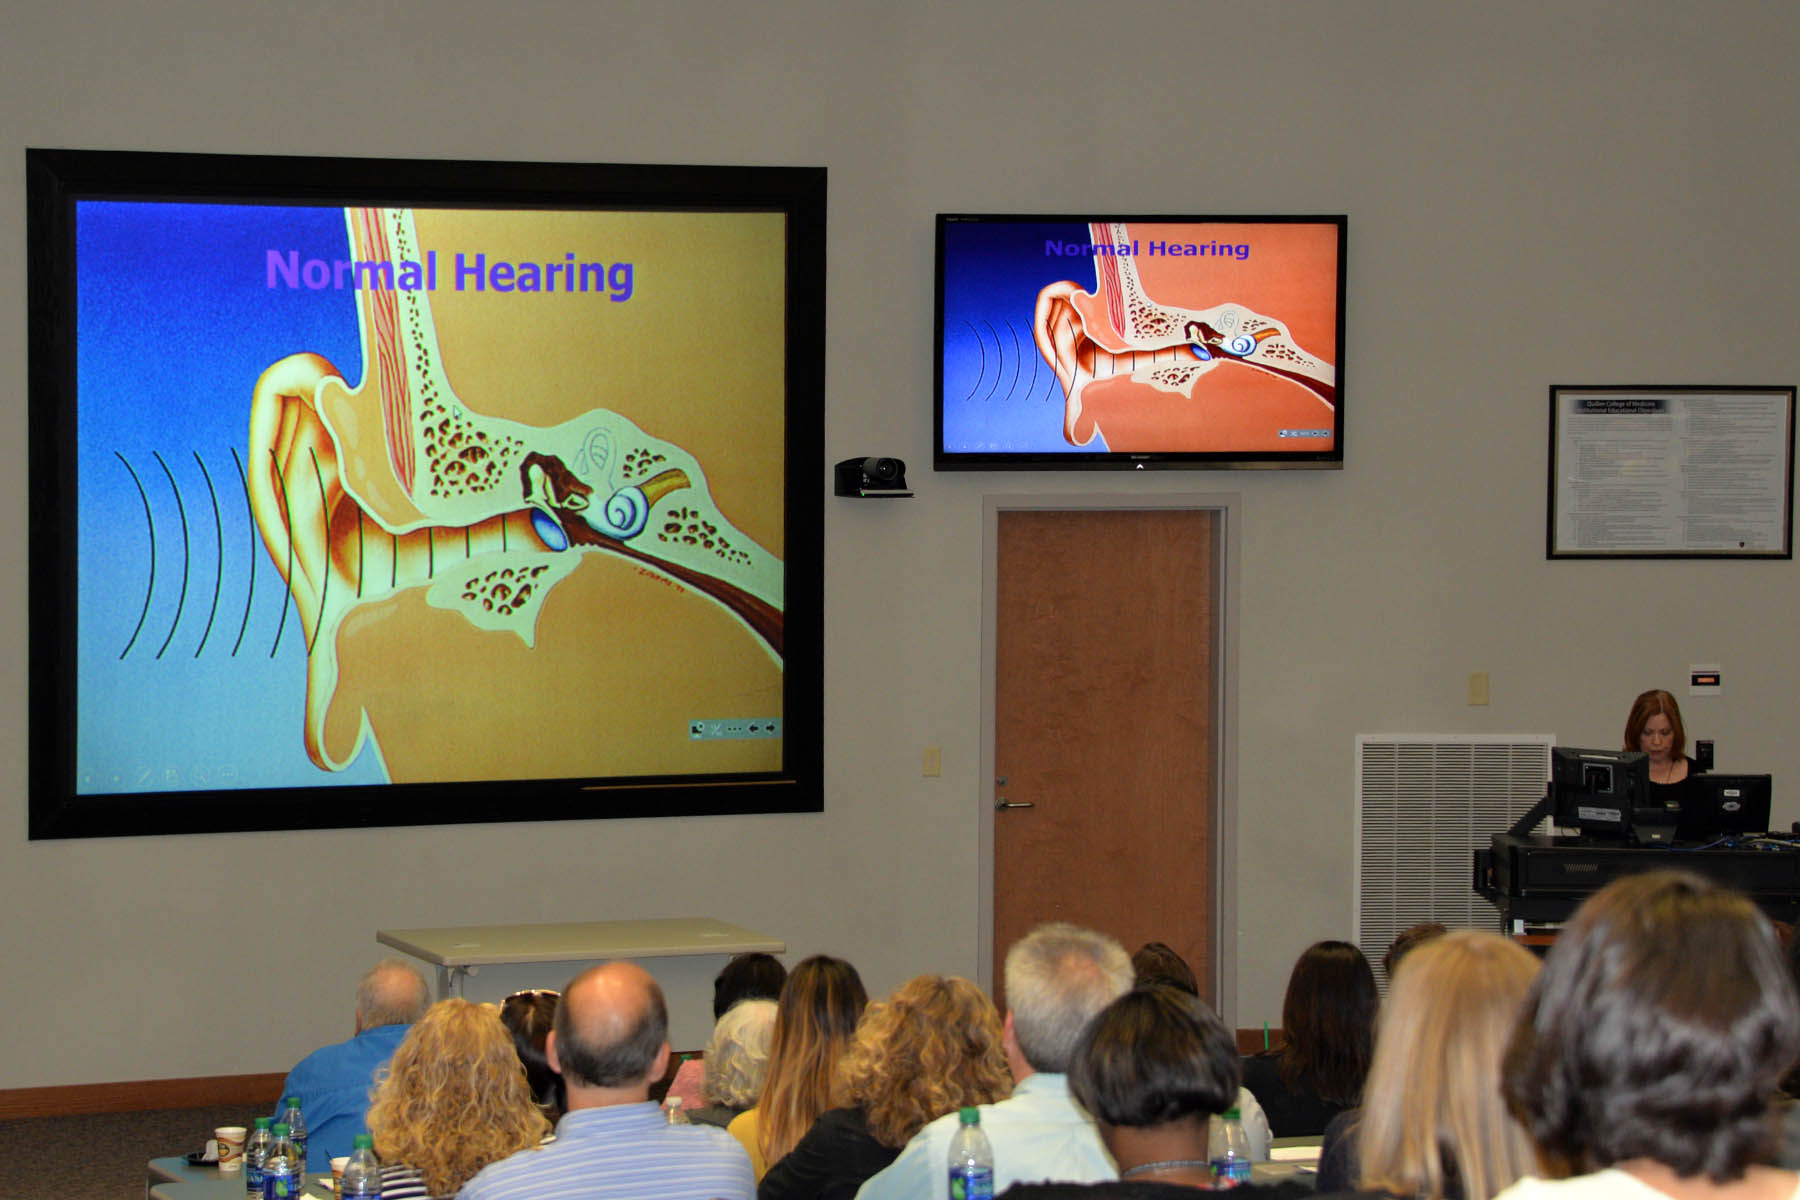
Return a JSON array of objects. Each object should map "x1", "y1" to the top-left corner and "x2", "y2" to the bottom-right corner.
[{"x1": 834, "y1": 456, "x2": 913, "y2": 498}]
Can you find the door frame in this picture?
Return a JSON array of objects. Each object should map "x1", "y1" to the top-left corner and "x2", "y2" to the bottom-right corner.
[{"x1": 976, "y1": 491, "x2": 1242, "y2": 1028}]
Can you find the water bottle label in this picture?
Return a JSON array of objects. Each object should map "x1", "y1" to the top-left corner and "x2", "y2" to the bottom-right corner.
[
  {"x1": 245, "y1": 1163, "x2": 264, "y2": 1193},
  {"x1": 1211, "y1": 1156, "x2": 1252, "y2": 1187},
  {"x1": 949, "y1": 1165, "x2": 994, "y2": 1200},
  {"x1": 264, "y1": 1167, "x2": 297, "y2": 1200}
]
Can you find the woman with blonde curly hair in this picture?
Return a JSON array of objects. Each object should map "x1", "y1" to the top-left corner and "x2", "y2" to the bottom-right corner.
[
  {"x1": 729, "y1": 955, "x2": 867, "y2": 1179},
  {"x1": 758, "y1": 975, "x2": 1012, "y2": 1200},
  {"x1": 365, "y1": 998, "x2": 551, "y2": 1199}
]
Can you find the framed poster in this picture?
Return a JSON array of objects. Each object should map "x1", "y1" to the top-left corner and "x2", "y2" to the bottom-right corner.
[{"x1": 1547, "y1": 385, "x2": 1795, "y2": 559}]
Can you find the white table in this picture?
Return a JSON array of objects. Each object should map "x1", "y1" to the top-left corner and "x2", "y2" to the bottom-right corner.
[{"x1": 376, "y1": 917, "x2": 785, "y2": 1049}]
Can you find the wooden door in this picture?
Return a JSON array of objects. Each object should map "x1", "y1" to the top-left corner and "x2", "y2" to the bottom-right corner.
[{"x1": 993, "y1": 509, "x2": 1216, "y2": 1007}]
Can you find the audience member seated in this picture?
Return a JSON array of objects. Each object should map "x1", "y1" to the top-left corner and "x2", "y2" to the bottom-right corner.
[
  {"x1": 457, "y1": 962, "x2": 752, "y2": 1200},
  {"x1": 730, "y1": 955, "x2": 867, "y2": 1179},
  {"x1": 668, "y1": 952, "x2": 788, "y2": 1112},
  {"x1": 999, "y1": 984, "x2": 1311, "y2": 1199},
  {"x1": 499, "y1": 988, "x2": 563, "y2": 1123},
  {"x1": 1242, "y1": 940, "x2": 1375, "y2": 1136},
  {"x1": 278, "y1": 957, "x2": 431, "y2": 1171},
  {"x1": 366, "y1": 998, "x2": 552, "y2": 1199},
  {"x1": 1496, "y1": 871, "x2": 1800, "y2": 1200},
  {"x1": 1316, "y1": 929, "x2": 1540, "y2": 1199},
  {"x1": 1129, "y1": 940, "x2": 1273, "y2": 1160},
  {"x1": 1778, "y1": 933, "x2": 1800, "y2": 1168},
  {"x1": 855, "y1": 922, "x2": 1134, "y2": 1200},
  {"x1": 692, "y1": 999, "x2": 777, "y2": 1129},
  {"x1": 1379, "y1": 922, "x2": 1447, "y2": 985},
  {"x1": 1130, "y1": 943, "x2": 1199, "y2": 994},
  {"x1": 760, "y1": 975, "x2": 1012, "y2": 1200}
]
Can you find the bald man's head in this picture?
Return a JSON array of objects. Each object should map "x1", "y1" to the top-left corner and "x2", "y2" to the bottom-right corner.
[
  {"x1": 552, "y1": 962, "x2": 668, "y2": 1089},
  {"x1": 356, "y1": 959, "x2": 431, "y2": 1031}
]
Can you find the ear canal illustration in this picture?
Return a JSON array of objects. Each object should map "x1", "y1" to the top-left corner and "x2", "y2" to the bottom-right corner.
[
  {"x1": 1033, "y1": 221, "x2": 1335, "y2": 447},
  {"x1": 246, "y1": 207, "x2": 784, "y2": 773}
]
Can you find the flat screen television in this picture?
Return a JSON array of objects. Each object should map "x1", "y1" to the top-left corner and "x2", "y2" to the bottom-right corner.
[
  {"x1": 1551, "y1": 746, "x2": 1650, "y2": 839},
  {"x1": 27, "y1": 148, "x2": 825, "y2": 838},
  {"x1": 935, "y1": 214, "x2": 1345, "y2": 469}
]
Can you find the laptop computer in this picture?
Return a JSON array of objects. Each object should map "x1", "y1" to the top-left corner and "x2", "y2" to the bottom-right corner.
[{"x1": 1680, "y1": 774, "x2": 1772, "y2": 840}]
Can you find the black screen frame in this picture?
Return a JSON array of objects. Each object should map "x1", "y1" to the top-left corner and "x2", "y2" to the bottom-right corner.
[
  {"x1": 27, "y1": 147, "x2": 826, "y2": 839},
  {"x1": 933, "y1": 212, "x2": 1347, "y2": 471},
  {"x1": 1550, "y1": 746, "x2": 1650, "y2": 838}
]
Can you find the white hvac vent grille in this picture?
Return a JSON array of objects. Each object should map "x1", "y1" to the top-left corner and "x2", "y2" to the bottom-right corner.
[{"x1": 1355, "y1": 734, "x2": 1553, "y2": 992}]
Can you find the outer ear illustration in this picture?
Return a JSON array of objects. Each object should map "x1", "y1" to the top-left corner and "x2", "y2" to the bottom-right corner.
[
  {"x1": 246, "y1": 208, "x2": 785, "y2": 775},
  {"x1": 1033, "y1": 222, "x2": 1335, "y2": 450}
]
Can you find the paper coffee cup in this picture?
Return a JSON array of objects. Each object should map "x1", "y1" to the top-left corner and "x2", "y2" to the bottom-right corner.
[
  {"x1": 216, "y1": 1126, "x2": 247, "y2": 1172},
  {"x1": 331, "y1": 1157, "x2": 350, "y2": 1186}
]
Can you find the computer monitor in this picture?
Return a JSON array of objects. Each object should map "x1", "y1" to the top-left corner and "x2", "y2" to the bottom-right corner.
[
  {"x1": 1551, "y1": 746, "x2": 1651, "y2": 839},
  {"x1": 1681, "y1": 774, "x2": 1773, "y2": 841}
]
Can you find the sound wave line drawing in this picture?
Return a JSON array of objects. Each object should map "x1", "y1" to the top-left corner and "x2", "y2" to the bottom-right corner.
[
  {"x1": 192, "y1": 450, "x2": 224, "y2": 659},
  {"x1": 115, "y1": 452, "x2": 155, "y2": 661},
  {"x1": 150, "y1": 452, "x2": 190, "y2": 660},
  {"x1": 114, "y1": 448, "x2": 310, "y2": 663},
  {"x1": 954, "y1": 318, "x2": 1059, "y2": 411},
  {"x1": 230, "y1": 446, "x2": 258, "y2": 658},
  {"x1": 113, "y1": 446, "x2": 523, "y2": 667}
]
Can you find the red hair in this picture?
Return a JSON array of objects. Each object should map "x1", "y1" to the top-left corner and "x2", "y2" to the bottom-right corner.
[{"x1": 1623, "y1": 689, "x2": 1686, "y2": 760}]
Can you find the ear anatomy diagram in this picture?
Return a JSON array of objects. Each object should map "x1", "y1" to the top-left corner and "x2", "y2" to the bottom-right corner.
[
  {"x1": 1033, "y1": 222, "x2": 1336, "y2": 451},
  {"x1": 1035, "y1": 222, "x2": 1335, "y2": 449},
  {"x1": 937, "y1": 217, "x2": 1340, "y2": 459},
  {"x1": 246, "y1": 207, "x2": 785, "y2": 778}
]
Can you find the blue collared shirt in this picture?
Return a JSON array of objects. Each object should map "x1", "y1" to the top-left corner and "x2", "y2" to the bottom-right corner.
[
  {"x1": 457, "y1": 1101, "x2": 753, "y2": 1200},
  {"x1": 276, "y1": 1022, "x2": 409, "y2": 1172}
]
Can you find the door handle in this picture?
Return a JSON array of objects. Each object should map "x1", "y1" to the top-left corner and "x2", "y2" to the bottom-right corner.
[{"x1": 995, "y1": 799, "x2": 1035, "y2": 811}]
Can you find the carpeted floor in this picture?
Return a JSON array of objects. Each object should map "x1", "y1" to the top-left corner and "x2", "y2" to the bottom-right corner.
[{"x1": 0, "y1": 1102, "x2": 266, "y2": 1200}]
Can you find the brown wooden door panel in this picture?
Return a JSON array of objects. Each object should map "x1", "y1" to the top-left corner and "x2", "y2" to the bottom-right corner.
[{"x1": 994, "y1": 509, "x2": 1215, "y2": 1008}]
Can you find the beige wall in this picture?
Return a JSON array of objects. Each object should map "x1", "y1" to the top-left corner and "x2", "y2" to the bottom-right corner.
[{"x1": 2, "y1": 0, "x2": 1796, "y2": 1088}]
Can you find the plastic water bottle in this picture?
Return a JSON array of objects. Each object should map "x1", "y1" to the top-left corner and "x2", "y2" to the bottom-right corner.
[
  {"x1": 341, "y1": 1133, "x2": 382, "y2": 1199},
  {"x1": 262, "y1": 1123, "x2": 300, "y2": 1200},
  {"x1": 947, "y1": 1106, "x2": 994, "y2": 1200},
  {"x1": 244, "y1": 1117, "x2": 273, "y2": 1196},
  {"x1": 281, "y1": 1096, "x2": 308, "y2": 1173},
  {"x1": 663, "y1": 1095, "x2": 690, "y2": 1124},
  {"x1": 1209, "y1": 1106, "x2": 1253, "y2": 1188}
]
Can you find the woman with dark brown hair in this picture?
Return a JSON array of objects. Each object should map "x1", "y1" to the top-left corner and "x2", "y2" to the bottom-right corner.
[
  {"x1": 1497, "y1": 870, "x2": 1800, "y2": 1200},
  {"x1": 498, "y1": 988, "x2": 562, "y2": 1122},
  {"x1": 729, "y1": 954, "x2": 868, "y2": 1179},
  {"x1": 1241, "y1": 940, "x2": 1376, "y2": 1136},
  {"x1": 759, "y1": 975, "x2": 1012, "y2": 1200}
]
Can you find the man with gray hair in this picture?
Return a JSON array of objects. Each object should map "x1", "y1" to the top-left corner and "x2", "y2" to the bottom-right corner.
[
  {"x1": 856, "y1": 922, "x2": 1133, "y2": 1200},
  {"x1": 275, "y1": 958, "x2": 430, "y2": 1172}
]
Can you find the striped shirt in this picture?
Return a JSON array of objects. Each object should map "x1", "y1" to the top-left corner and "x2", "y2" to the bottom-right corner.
[
  {"x1": 455, "y1": 1102, "x2": 753, "y2": 1200},
  {"x1": 377, "y1": 1163, "x2": 442, "y2": 1200}
]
